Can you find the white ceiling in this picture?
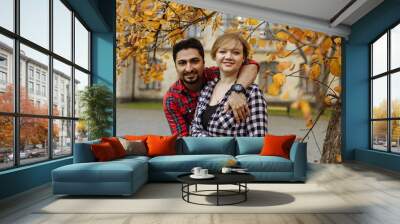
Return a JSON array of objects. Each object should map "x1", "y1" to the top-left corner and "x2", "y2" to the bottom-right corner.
[{"x1": 172, "y1": 0, "x2": 384, "y2": 37}]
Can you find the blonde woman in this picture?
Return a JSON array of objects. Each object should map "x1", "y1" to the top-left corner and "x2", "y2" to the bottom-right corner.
[{"x1": 190, "y1": 33, "x2": 268, "y2": 136}]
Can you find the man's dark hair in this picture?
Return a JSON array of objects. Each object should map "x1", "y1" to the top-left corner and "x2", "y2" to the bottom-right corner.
[{"x1": 172, "y1": 38, "x2": 204, "y2": 62}]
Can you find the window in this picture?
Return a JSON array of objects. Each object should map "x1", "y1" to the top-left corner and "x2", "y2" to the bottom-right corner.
[
  {"x1": 28, "y1": 67, "x2": 34, "y2": 80},
  {"x1": 370, "y1": 23, "x2": 400, "y2": 154},
  {"x1": 36, "y1": 83, "x2": 40, "y2": 95},
  {"x1": 42, "y1": 85, "x2": 46, "y2": 97},
  {"x1": 0, "y1": 0, "x2": 91, "y2": 170},
  {"x1": 75, "y1": 17, "x2": 89, "y2": 70},
  {"x1": 35, "y1": 70, "x2": 41, "y2": 81},
  {"x1": 28, "y1": 81, "x2": 34, "y2": 94}
]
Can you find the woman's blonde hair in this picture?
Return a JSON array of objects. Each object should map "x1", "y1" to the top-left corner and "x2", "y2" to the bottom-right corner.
[{"x1": 211, "y1": 32, "x2": 250, "y2": 60}]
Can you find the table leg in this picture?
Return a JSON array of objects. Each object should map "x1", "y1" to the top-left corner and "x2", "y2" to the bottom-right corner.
[
  {"x1": 245, "y1": 183, "x2": 247, "y2": 201},
  {"x1": 217, "y1": 184, "x2": 219, "y2": 206}
]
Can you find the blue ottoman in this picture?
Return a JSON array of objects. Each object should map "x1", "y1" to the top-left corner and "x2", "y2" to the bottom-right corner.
[{"x1": 52, "y1": 157, "x2": 148, "y2": 196}]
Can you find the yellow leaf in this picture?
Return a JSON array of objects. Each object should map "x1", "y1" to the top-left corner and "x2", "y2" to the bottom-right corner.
[
  {"x1": 299, "y1": 100, "x2": 311, "y2": 116},
  {"x1": 258, "y1": 39, "x2": 267, "y2": 48},
  {"x1": 212, "y1": 15, "x2": 223, "y2": 32},
  {"x1": 144, "y1": 10, "x2": 154, "y2": 16},
  {"x1": 330, "y1": 59, "x2": 341, "y2": 77},
  {"x1": 276, "y1": 42, "x2": 286, "y2": 52},
  {"x1": 302, "y1": 64, "x2": 309, "y2": 74},
  {"x1": 288, "y1": 27, "x2": 303, "y2": 42},
  {"x1": 277, "y1": 50, "x2": 290, "y2": 58},
  {"x1": 324, "y1": 96, "x2": 333, "y2": 106},
  {"x1": 310, "y1": 64, "x2": 321, "y2": 80},
  {"x1": 127, "y1": 17, "x2": 136, "y2": 24},
  {"x1": 276, "y1": 62, "x2": 292, "y2": 72},
  {"x1": 272, "y1": 73, "x2": 286, "y2": 86},
  {"x1": 321, "y1": 38, "x2": 333, "y2": 54},
  {"x1": 148, "y1": 21, "x2": 160, "y2": 30},
  {"x1": 266, "y1": 53, "x2": 276, "y2": 61},
  {"x1": 246, "y1": 18, "x2": 259, "y2": 26},
  {"x1": 302, "y1": 46, "x2": 314, "y2": 55},
  {"x1": 249, "y1": 37, "x2": 257, "y2": 45},
  {"x1": 276, "y1": 31, "x2": 289, "y2": 41},
  {"x1": 163, "y1": 54, "x2": 170, "y2": 60},
  {"x1": 334, "y1": 86, "x2": 341, "y2": 94},
  {"x1": 306, "y1": 118, "x2": 313, "y2": 129},
  {"x1": 334, "y1": 37, "x2": 341, "y2": 45},
  {"x1": 304, "y1": 30, "x2": 316, "y2": 42},
  {"x1": 267, "y1": 83, "x2": 280, "y2": 96}
]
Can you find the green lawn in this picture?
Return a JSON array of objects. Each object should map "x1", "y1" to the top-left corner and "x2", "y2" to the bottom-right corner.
[{"x1": 117, "y1": 101, "x2": 331, "y2": 119}]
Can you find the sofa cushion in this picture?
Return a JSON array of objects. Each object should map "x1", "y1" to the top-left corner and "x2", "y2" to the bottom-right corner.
[
  {"x1": 235, "y1": 137, "x2": 264, "y2": 155},
  {"x1": 177, "y1": 137, "x2": 235, "y2": 155},
  {"x1": 148, "y1": 154, "x2": 235, "y2": 172},
  {"x1": 91, "y1": 142, "x2": 118, "y2": 161},
  {"x1": 236, "y1": 155, "x2": 293, "y2": 172},
  {"x1": 101, "y1": 137, "x2": 127, "y2": 158},
  {"x1": 260, "y1": 134, "x2": 296, "y2": 159},
  {"x1": 147, "y1": 135, "x2": 177, "y2": 157}
]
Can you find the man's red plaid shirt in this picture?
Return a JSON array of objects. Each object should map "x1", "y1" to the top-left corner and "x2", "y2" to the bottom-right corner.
[{"x1": 163, "y1": 67, "x2": 219, "y2": 136}]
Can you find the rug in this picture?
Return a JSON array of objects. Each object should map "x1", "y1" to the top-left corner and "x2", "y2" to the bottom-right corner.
[{"x1": 37, "y1": 183, "x2": 362, "y2": 214}]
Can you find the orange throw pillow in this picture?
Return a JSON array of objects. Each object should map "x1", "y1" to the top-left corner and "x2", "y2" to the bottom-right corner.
[
  {"x1": 91, "y1": 142, "x2": 117, "y2": 161},
  {"x1": 101, "y1": 137, "x2": 127, "y2": 158},
  {"x1": 146, "y1": 135, "x2": 178, "y2": 157},
  {"x1": 124, "y1": 135, "x2": 149, "y2": 141},
  {"x1": 260, "y1": 134, "x2": 296, "y2": 159}
]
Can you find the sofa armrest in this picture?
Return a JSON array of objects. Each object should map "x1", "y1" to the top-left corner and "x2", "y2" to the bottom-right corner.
[
  {"x1": 289, "y1": 142, "x2": 307, "y2": 181},
  {"x1": 73, "y1": 140, "x2": 100, "y2": 163}
]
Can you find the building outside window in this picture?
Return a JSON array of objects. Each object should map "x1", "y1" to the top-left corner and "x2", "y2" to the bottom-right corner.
[
  {"x1": 0, "y1": 54, "x2": 7, "y2": 90},
  {"x1": 42, "y1": 85, "x2": 46, "y2": 97},
  {"x1": 28, "y1": 81, "x2": 34, "y2": 94},
  {"x1": 28, "y1": 66, "x2": 34, "y2": 80},
  {"x1": 36, "y1": 83, "x2": 40, "y2": 95},
  {"x1": 0, "y1": 0, "x2": 91, "y2": 170},
  {"x1": 370, "y1": 23, "x2": 400, "y2": 154}
]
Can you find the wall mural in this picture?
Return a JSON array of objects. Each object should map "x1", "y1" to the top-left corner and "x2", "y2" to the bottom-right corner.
[{"x1": 116, "y1": 0, "x2": 343, "y2": 163}]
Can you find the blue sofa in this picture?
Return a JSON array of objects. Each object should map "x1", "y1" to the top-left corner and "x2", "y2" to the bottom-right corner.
[{"x1": 52, "y1": 137, "x2": 307, "y2": 196}]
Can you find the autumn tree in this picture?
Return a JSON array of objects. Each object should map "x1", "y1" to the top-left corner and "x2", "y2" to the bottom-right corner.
[
  {"x1": 117, "y1": 0, "x2": 343, "y2": 163},
  {"x1": 0, "y1": 85, "x2": 59, "y2": 151}
]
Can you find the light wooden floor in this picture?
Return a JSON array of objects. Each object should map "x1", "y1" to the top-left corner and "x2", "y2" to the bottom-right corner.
[{"x1": 1, "y1": 162, "x2": 400, "y2": 224}]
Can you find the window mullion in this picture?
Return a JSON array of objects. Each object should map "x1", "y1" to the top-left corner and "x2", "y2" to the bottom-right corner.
[
  {"x1": 71, "y1": 10, "x2": 76, "y2": 154},
  {"x1": 49, "y1": 0, "x2": 54, "y2": 160},
  {"x1": 13, "y1": 0, "x2": 20, "y2": 167}
]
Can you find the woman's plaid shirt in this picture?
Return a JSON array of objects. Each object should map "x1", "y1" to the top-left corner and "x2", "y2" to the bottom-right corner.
[{"x1": 190, "y1": 78, "x2": 268, "y2": 137}]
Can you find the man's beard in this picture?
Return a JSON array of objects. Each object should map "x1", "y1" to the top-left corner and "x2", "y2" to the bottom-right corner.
[{"x1": 182, "y1": 72, "x2": 200, "y2": 84}]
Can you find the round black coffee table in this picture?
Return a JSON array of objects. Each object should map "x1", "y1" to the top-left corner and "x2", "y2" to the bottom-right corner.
[{"x1": 177, "y1": 173, "x2": 255, "y2": 206}]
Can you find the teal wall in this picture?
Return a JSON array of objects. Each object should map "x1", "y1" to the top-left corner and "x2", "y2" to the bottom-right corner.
[
  {"x1": 344, "y1": 0, "x2": 400, "y2": 171},
  {"x1": 0, "y1": 0, "x2": 115, "y2": 200}
]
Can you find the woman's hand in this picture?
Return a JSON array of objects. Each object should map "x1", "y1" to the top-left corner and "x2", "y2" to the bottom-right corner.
[{"x1": 224, "y1": 92, "x2": 250, "y2": 123}]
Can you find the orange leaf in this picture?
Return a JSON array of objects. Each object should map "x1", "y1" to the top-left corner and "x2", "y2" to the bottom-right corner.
[
  {"x1": 324, "y1": 96, "x2": 333, "y2": 106},
  {"x1": 272, "y1": 73, "x2": 286, "y2": 86},
  {"x1": 334, "y1": 86, "x2": 341, "y2": 94},
  {"x1": 267, "y1": 83, "x2": 281, "y2": 96},
  {"x1": 320, "y1": 38, "x2": 333, "y2": 54},
  {"x1": 330, "y1": 59, "x2": 341, "y2": 77},
  {"x1": 276, "y1": 62, "x2": 292, "y2": 72},
  {"x1": 258, "y1": 39, "x2": 267, "y2": 48},
  {"x1": 310, "y1": 64, "x2": 321, "y2": 80},
  {"x1": 276, "y1": 31, "x2": 289, "y2": 41}
]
